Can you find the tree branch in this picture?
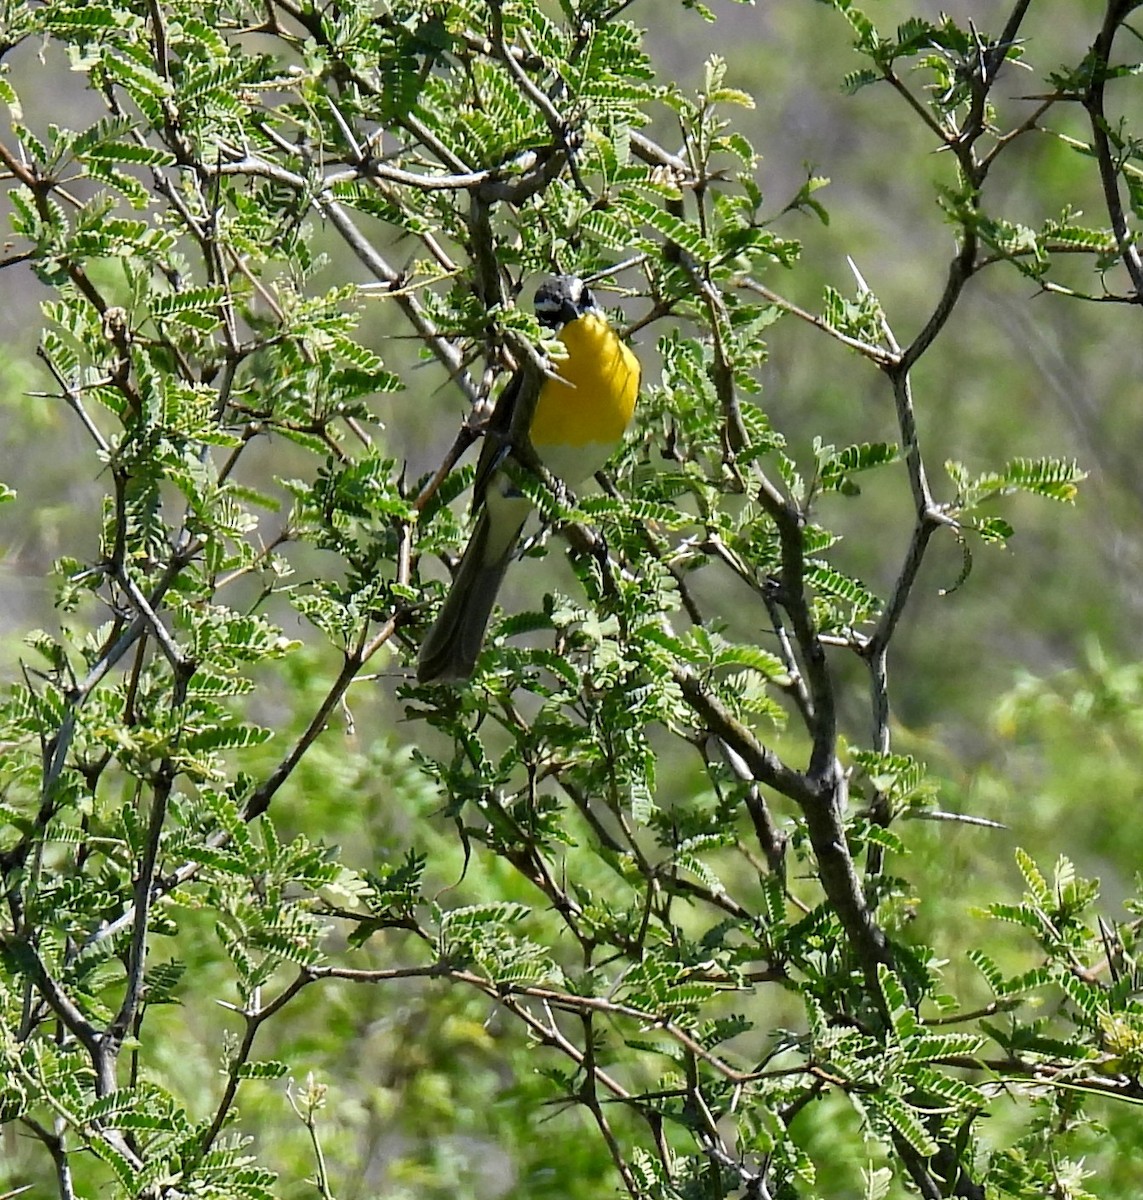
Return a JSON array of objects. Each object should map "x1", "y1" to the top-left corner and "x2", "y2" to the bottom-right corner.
[{"x1": 1084, "y1": 0, "x2": 1143, "y2": 298}]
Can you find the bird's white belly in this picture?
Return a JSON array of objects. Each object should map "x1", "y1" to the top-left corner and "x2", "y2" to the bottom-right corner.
[{"x1": 534, "y1": 439, "x2": 617, "y2": 487}]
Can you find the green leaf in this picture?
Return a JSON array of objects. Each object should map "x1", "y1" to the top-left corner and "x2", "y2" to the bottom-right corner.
[
  {"x1": 878, "y1": 964, "x2": 918, "y2": 1042},
  {"x1": 1015, "y1": 847, "x2": 1050, "y2": 905},
  {"x1": 905, "y1": 1031, "x2": 986, "y2": 1061},
  {"x1": 843, "y1": 68, "x2": 882, "y2": 94},
  {"x1": 236, "y1": 1060, "x2": 290, "y2": 1079},
  {"x1": 1002, "y1": 456, "x2": 1084, "y2": 503},
  {"x1": 822, "y1": 0, "x2": 880, "y2": 52},
  {"x1": 909, "y1": 1064, "x2": 988, "y2": 1108},
  {"x1": 709, "y1": 642, "x2": 788, "y2": 679},
  {"x1": 980, "y1": 902, "x2": 1043, "y2": 933},
  {"x1": 1058, "y1": 972, "x2": 1107, "y2": 1026},
  {"x1": 624, "y1": 195, "x2": 716, "y2": 261},
  {"x1": 80, "y1": 140, "x2": 176, "y2": 168},
  {"x1": 805, "y1": 562, "x2": 881, "y2": 622},
  {"x1": 86, "y1": 1088, "x2": 144, "y2": 1121},
  {"x1": 0, "y1": 74, "x2": 22, "y2": 121},
  {"x1": 863, "y1": 1165, "x2": 893, "y2": 1200},
  {"x1": 88, "y1": 1133, "x2": 139, "y2": 1190},
  {"x1": 967, "y1": 948, "x2": 1005, "y2": 995},
  {"x1": 966, "y1": 515, "x2": 1014, "y2": 545},
  {"x1": 817, "y1": 441, "x2": 899, "y2": 492},
  {"x1": 181, "y1": 724, "x2": 274, "y2": 754},
  {"x1": 150, "y1": 285, "x2": 229, "y2": 319},
  {"x1": 878, "y1": 1094, "x2": 938, "y2": 1156}
]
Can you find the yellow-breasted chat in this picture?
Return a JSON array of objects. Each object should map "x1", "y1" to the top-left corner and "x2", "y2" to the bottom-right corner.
[{"x1": 417, "y1": 275, "x2": 641, "y2": 684}]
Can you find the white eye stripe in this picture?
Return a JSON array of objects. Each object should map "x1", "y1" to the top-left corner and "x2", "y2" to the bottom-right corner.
[{"x1": 533, "y1": 274, "x2": 597, "y2": 327}]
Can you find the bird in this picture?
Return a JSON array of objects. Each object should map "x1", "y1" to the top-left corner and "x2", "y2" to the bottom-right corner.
[{"x1": 417, "y1": 274, "x2": 641, "y2": 684}]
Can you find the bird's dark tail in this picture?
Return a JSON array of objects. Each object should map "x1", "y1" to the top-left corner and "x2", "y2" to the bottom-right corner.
[{"x1": 416, "y1": 507, "x2": 521, "y2": 684}]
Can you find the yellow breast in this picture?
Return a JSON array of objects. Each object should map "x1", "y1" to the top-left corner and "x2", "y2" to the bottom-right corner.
[{"x1": 528, "y1": 312, "x2": 640, "y2": 480}]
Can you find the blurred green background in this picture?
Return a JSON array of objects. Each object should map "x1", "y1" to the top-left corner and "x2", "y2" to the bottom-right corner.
[{"x1": 4, "y1": 1, "x2": 1143, "y2": 1195}]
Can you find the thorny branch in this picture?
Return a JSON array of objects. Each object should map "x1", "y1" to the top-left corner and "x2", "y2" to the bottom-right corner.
[{"x1": 1085, "y1": 0, "x2": 1143, "y2": 299}]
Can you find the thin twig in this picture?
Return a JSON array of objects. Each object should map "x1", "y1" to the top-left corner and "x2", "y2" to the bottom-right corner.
[
  {"x1": 315, "y1": 199, "x2": 479, "y2": 406},
  {"x1": 736, "y1": 275, "x2": 898, "y2": 367},
  {"x1": 106, "y1": 660, "x2": 191, "y2": 1058},
  {"x1": 1085, "y1": 0, "x2": 1143, "y2": 298},
  {"x1": 196, "y1": 969, "x2": 314, "y2": 1158}
]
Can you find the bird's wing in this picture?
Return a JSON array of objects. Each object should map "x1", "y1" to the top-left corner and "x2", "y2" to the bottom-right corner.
[{"x1": 471, "y1": 366, "x2": 524, "y2": 510}]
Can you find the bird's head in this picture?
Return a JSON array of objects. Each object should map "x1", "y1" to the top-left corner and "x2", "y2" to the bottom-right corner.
[{"x1": 534, "y1": 275, "x2": 598, "y2": 331}]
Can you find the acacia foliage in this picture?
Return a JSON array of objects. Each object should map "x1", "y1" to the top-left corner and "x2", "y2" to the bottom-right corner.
[{"x1": 0, "y1": 1, "x2": 1140, "y2": 1197}]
